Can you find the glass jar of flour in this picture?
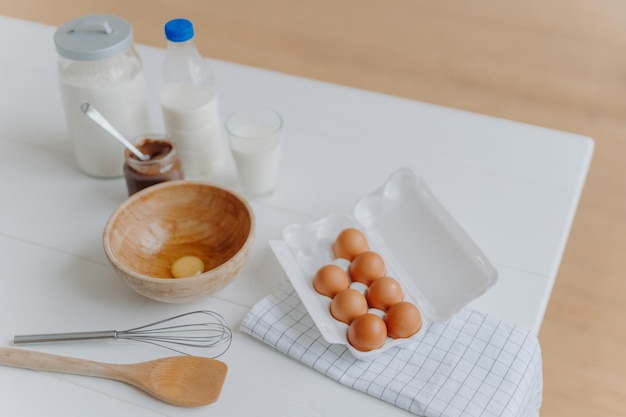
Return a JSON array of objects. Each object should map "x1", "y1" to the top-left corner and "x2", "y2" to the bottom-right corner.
[{"x1": 54, "y1": 15, "x2": 150, "y2": 177}]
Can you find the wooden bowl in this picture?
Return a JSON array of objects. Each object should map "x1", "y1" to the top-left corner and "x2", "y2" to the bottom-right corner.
[{"x1": 103, "y1": 180, "x2": 255, "y2": 303}]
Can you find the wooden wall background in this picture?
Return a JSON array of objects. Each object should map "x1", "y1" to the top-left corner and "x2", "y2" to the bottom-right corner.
[{"x1": 3, "y1": 1, "x2": 625, "y2": 415}]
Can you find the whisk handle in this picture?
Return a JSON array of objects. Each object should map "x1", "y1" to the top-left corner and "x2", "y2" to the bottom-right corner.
[{"x1": 14, "y1": 330, "x2": 117, "y2": 344}]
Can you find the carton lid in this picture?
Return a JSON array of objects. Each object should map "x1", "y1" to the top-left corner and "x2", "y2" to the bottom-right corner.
[{"x1": 352, "y1": 168, "x2": 498, "y2": 322}]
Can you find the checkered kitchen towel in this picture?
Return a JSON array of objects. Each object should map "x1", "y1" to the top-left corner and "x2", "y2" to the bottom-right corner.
[{"x1": 240, "y1": 281, "x2": 542, "y2": 417}]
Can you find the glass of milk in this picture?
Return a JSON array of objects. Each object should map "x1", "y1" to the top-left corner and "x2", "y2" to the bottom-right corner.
[{"x1": 225, "y1": 106, "x2": 283, "y2": 196}]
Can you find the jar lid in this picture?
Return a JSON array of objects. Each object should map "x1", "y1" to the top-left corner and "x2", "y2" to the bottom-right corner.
[
  {"x1": 164, "y1": 18, "x2": 194, "y2": 42},
  {"x1": 54, "y1": 15, "x2": 134, "y2": 61}
]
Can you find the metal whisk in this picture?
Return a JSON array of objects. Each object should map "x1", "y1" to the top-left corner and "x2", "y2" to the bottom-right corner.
[{"x1": 13, "y1": 310, "x2": 232, "y2": 357}]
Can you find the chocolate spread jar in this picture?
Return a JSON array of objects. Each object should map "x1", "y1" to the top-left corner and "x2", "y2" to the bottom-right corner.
[{"x1": 123, "y1": 136, "x2": 184, "y2": 196}]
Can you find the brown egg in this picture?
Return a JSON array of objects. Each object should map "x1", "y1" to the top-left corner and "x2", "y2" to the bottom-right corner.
[
  {"x1": 333, "y1": 228, "x2": 369, "y2": 261},
  {"x1": 330, "y1": 288, "x2": 368, "y2": 324},
  {"x1": 313, "y1": 264, "x2": 351, "y2": 298},
  {"x1": 384, "y1": 301, "x2": 422, "y2": 339},
  {"x1": 347, "y1": 313, "x2": 387, "y2": 352},
  {"x1": 349, "y1": 251, "x2": 386, "y2": 286},
  {"x1": 366, "y1": 276, "x2": 404, "y2": 311}
]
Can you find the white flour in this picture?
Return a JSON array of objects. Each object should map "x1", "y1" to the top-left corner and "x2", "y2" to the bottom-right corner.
[
  {"x1": 58, "y1": 53, "x2": 150, "y2": 178},
  {"x1": 61, "y1": 73, "x2": 150, "y2": 177}
]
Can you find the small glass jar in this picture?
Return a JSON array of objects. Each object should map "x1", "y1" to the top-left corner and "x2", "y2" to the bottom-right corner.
[
  {"x1": 54, "y1": 15, "x2": 150, "y2": 178},
  {"x1": 123, "y1": 135, "x2": 184, "y2": 196}
]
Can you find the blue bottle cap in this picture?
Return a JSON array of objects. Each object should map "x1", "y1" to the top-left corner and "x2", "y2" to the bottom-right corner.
[{"x1": 164, "y1": 18, "x2": 194, "y2": 42}]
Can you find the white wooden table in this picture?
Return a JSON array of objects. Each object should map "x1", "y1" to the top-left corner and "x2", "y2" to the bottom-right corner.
[{"x1": 0, "y1": 16, "x2": 592, "y2": 416}]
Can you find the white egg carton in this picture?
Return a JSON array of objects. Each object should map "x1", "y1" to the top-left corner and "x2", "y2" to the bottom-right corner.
[{"x1": 269, "y1": 167, "x2": 498, "y2": 360}]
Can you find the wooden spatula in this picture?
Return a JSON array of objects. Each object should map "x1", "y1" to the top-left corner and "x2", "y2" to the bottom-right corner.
[{"x1": 0, "y1": 347, "x2": 227, "y2": 407}]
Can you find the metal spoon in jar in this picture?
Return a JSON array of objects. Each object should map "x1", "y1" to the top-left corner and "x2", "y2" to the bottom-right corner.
[{"x1": 80, "y1": 102, "x2": 150, "y2": 161}]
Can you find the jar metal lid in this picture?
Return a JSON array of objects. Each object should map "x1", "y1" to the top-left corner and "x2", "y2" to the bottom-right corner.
[{"x1": 54, "y1": 15, "x2": 134, "y2": 61}]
